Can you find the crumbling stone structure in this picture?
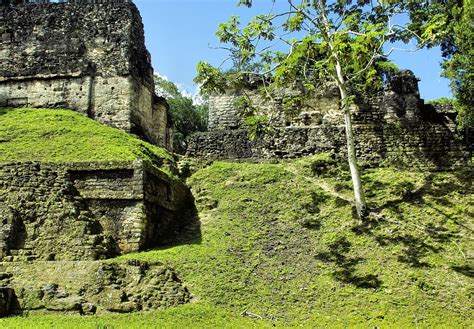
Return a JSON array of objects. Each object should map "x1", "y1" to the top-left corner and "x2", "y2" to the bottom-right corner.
[
  {"x1": 0, "y1": 161, "x2": 193, "y2": 261},
  {"x1": 0, "y1": 0, "x2": 194, "y2": 316},
  {"x1": 0, "y1": 159, "x2": 195, "y2": 315},
  {"x1": 0, "y1": 260, "x2": 191, "y2": 315},
  {"x1": 188, "y1": 71, "x2": 469, "y2": 167},
  {"x1": 0, "y1": 0, "x2": 172, "y2": 148}
]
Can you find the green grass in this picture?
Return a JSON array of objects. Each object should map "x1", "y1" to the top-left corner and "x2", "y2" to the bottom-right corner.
[
  {"x1": 0, "y1": 304, "x2": 269, "y2": 329},
  {"x1": 0, "y1": 109, "x2": 472, "y2": 327},
  {"x1": 0, "y1": 108, "x2": 174, "y2": 165},
  {"x1": 115, "y1": 158, "x2": 471, "y2": 327}
]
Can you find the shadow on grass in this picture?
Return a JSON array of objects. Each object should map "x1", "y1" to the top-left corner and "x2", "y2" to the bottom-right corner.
[
  {"x1": 156, "y1": 206, "x2": 203, "y2": 250},
  {"x1": 376, "y1": 234, "x2": 441, "y2": 268},
  {"x1": 315, "y1": 237, "x2": 382, "y2": 289},
  {"x1": 452, "y1": 264, "x2": 474, "y2": 278},
  {"x1": 0, "y1": 107, "x2": 12, "y2": 116},
  {"x1": 353, "y1": 170, "x2": 472, "y2": 272}
]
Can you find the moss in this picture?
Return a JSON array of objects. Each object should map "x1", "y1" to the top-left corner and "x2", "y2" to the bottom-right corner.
[
  {"x1": 0, "y1": 131, "x2": 471, "y2": 327},
  {"x1": 0, "y1": 304, "x2": 269, "y2": 328},
  {"x1": 0, "y1": 107, "x2": 174, "y2": 166},
  {"x1": 426, "y1": 97, "x2": 456, "y2": 106}
]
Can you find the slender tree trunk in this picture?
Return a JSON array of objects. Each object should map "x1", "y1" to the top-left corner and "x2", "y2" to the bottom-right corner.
[
  {"x1": 335, "y1": 63, "x2": 367, "y2": 221},
  {"x1": 318, "y1": 0, "x2": 367, "y2": 221},
  {"x1": 339, "y1": 87, "x2": 367, "y2": 221}
]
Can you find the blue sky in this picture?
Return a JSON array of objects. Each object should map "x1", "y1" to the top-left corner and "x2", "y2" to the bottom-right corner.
[{"x1": 134, "y1": 0, "x2": 452, "y2": 100}]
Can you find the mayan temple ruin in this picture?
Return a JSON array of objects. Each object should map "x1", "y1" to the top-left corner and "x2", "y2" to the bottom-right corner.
[
  {"x1": 187, "y1": 71, "x2": 469, "y2": 167},
  {"x1": 0, "y1": 0, "x2": 172, "y2": 148},
  {"x1": 0, "y1": 0, "x2": 471, "y2": 324},
  {"x1": 0, "y1": 0, "x2": 194, "y2": 316}
]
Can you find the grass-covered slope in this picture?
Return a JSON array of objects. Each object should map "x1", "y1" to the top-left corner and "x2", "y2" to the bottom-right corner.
[
  {"x1": 1, "y1": 156, "x2": 473, "y2": 327},
  {"x1": 117, "y1": 157, "x2": 470, "y2": 327},
  {"x1": 0, "y1": 108, "x2": 173, "y2": 164},
  {"x1": 0, "y1": 108, "x2": 472, "y2": 327}
]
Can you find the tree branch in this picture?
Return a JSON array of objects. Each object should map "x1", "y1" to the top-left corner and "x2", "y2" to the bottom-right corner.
[{"x1": 383, "y1": 46, "x2": 421, "y2": 57}]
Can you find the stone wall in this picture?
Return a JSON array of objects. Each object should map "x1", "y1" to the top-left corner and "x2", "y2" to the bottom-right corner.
[
  {"x1": 208, "y1": 92, "x2": 245, "y2": 131},
  {"x1": 0, "y1": 161, "x2": 193, "y2": 261},
  {"x1": 187, "y1": 130, "x2": 255, "y2": 159},
  {"x1": 0, "y1": 260, "x2": 191, "y2": 315},
  {"x1": 188, "y1": 71, "x2": 469, "y2": 167},
  {"x1": 0, "y1": 1, "x2": 172, "y2": 149},
  {"x1": 207, "y1": 88, "x2": 340, "y2": 131}
]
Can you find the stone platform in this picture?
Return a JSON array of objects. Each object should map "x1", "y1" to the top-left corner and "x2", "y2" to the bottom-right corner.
[{"x1": 0, "y1": 160, "x2": 194, "y2": 261}]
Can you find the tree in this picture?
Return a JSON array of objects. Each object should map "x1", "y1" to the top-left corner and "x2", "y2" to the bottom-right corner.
[
  {"x1": 195, "y1": 0, "x2": 417, "y2": 221},
  {"x1": 445, "y1": 2, "x2": 473, "y2": 129},
  {"x1": 403, "y1": 0, "x2": 473, "y2": 128},
  {"x1": 154, "y1": 75, "x2": 208, "y2": 153}
]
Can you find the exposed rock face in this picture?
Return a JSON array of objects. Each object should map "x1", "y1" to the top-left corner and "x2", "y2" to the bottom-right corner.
[
  {"x1": 0, "y1": 1, "x2": 172, "y2": 148},
  {"x1": 0, "y1": 260, "x2": 191, "y2": 316},
  {"x1": 188, "y1": 71, "x2": 469, "y2": 167},
  {"x1": 0, "y1": 161, "x2": 194, "y2": 261}
]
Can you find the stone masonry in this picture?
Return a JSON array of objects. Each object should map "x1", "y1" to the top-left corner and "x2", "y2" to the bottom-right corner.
[
  {"x1": 0, "y1": 0, "x2": 173, "y2": 148},
  {"x1": 0, "y1": 0, "x2": 193, "y2": 316},
  {"x1": 0, "y1": 159, "x2": 195, "y2": 316},
  {"x1": 0, "y1": 160, "x2": 193, "y2": 261},
  {"x1": 0, "y1": 260, "x2": 191, "y2": 315},
  {"x1": 188, "y1": 71, "x2": 469, "y2": 167}
]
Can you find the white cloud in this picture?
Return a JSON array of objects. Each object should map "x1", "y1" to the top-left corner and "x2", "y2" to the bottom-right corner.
[
  {"x1": 154, "y1": 72, "x2": 169, "y2": 81},
  {"x1": 192, "y1": 85, "x2": 205, "y2": 106},
  {"x1": 176, "y1": 83, "x2": 204, "y2": 105},
  {"x1": 153, "y1": 71, "x2": 204, "y2": 105}
]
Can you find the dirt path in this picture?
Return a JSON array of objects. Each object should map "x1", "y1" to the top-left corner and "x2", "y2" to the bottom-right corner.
[{"x1": 285, "y1": 164, "x2": 353, "y2": 203}]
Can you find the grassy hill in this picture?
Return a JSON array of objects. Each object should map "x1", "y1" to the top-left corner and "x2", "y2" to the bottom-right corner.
[
  {"x1": 118, "y1": 158, "x2": 472, "y2": 327},
  {"x1": 0, "y1": 108, "x2": 174, "y2": 168},
  {"x1": 0, "y1": 108, "x2": 472, "y2": 327}
]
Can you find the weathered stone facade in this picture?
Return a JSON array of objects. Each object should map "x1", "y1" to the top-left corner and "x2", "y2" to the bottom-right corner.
[
  {"x1": 0, "y1": 1, "x2": 194, "y2": 317},
  {"x1": 0, "y1": 158, "x2": 195, "y2": 316},
  {"x1": 0, "y1": 161, "x2": 193, "y2": 261},
  {"x1": 207, "y1": 85, "x2": 340, "y2": 131},
  {"x1": 0, "y1": 260, "x2": 191, "y2": 315},
  {"x1": 188, "y1": 71, "x2": 469, "y2": 167},
  {"x1": 0, "y1": 0, "x2": 172, "y2": 148}
]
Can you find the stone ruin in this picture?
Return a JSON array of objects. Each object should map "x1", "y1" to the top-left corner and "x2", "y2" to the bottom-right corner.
[
  {"x1": 187, "y1": 70, "x2": 469, "y2": 167},
  {"x1": 0, "y1": 0, "x2": 195, "y2": 316},
  {"x1": 0, "y1": 161, "x2": 196, "y2": 316},
  {"x1": 0, "y1": 161, "x2": 194, "y2": 261},
  {"x1": 1, "y1": 1, "x2": 132, "y2": 4},
  {"x1": 0, "y1": 0, "x2": 172, "y2": 148},
  {"x1": 0, "y1": 260, "x2": 191, "y2": 315},
  {"x1": 0, "y1": 0, "x2": 470, "y2": 319}
]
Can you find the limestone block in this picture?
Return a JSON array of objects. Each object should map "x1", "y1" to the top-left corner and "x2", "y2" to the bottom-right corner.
[{"x1": 0, "y1": 2, "x2": 172, "y2": 150}]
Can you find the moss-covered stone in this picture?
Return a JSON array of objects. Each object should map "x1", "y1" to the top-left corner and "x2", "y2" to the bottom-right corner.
[
  {"x1": 0, "y1": 160, "x2": 194, "y2": 261},
  {"x1": 0, "y1": 260, "x2": 191, "y2": 316}
]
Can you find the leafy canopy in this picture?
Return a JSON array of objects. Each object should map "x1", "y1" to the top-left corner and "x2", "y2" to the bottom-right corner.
[
  {"x1": 397, "y1": 0, "x2": 472, "y2": 128},
  {"x1": 195, "y1": 0, "x2": 413, "y2": 99},
  {"x1": 439, "y1": 1, "x2": 473, "y2": 129}
]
